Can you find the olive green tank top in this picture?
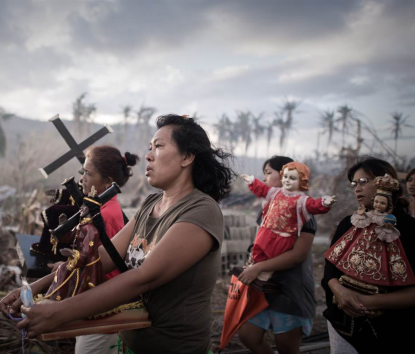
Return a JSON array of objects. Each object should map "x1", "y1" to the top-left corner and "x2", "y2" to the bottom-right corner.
[{"x1": 120, "y1": 189, "x2": 223, "y2": 354}]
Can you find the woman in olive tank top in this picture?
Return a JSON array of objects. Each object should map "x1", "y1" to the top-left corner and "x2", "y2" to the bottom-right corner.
[{"x1": 2, "y1": 114, "x2": 236, "y2": 354}]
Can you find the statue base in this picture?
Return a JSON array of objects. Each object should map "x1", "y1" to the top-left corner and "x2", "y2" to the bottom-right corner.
[{"x1": 37, "y1": 307, "x2": 151, "y2": 341}]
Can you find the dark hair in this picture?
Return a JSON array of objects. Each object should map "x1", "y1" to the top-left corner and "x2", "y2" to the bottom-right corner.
[
  {"x1": 347, "y1": 156, "x2": 408, "y2": 209},
  {"x1": 406, "y1": 168, "x2": 415, "y2": 182},
  {"x1": 372, "y1": 193, "x2": 393, "y2": 212},
  {"x1": 86, "y1": 146, "x2": 139, "y2": 187},
  {"x1": 262, "y1": 156, "x2": 293, "y2": 173},
  {"x1": 156, "y1": 114, "x2": 236, "y2": 202}
]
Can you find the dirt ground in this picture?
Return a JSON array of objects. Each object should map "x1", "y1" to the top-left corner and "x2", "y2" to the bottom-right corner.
[{"x1": 210, "y1": 243, "x2": 330, "y2": 353}]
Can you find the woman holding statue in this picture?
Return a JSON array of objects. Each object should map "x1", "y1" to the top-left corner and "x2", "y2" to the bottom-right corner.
[
  {"x1": 322, "y1": 157, "x2": 415, "y2": 353},
  {"x1": 1, "y1": 114, "x2": 236, "y2": 354}
]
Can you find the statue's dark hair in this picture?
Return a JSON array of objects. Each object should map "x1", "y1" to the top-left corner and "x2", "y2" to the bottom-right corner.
[
  {"x1": 86, "y1": 145, "x2": 139, "y2": 187},
  {"x1": 262, "y1": 156, "x2": 293, "y2": 173},
  {"x1": 347, "y1": 156, "x2": 408, "y2": 210},
  {"x1": 372, "y1": 193, "x2": 393, "y2": 213},
  {"x1": 156, "y1": 114, "x2": 236, "y2": 202}
]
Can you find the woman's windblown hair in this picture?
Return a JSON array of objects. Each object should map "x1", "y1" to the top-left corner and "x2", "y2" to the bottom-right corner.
[{"x1": 156, "y1": 114, "x2": 236, "y2": 202}]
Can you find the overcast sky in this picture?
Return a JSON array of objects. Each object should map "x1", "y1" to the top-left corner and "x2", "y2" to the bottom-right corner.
[{"x1": 1, "y1": 0, "x2": 414, "y2": 159}]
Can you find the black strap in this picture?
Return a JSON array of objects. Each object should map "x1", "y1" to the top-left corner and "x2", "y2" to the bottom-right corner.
[
  {"x1": 122, "y1": 211, "x2": 129, "y2": 225},
  {"x1": 99, "y1": 232, "x2": 128, "y2": 273}
]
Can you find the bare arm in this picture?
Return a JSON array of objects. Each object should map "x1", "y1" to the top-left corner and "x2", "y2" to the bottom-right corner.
[
  {"x1": 18, "y1": 222, "x2": 214, "y2": 338},
  {"x1": 359, "y1": 286, "x2": 415, "y2": 311},
  {"x1": 3, "y1": 215, "x2": 136, "y2": 318},
  {"x1": 238, "y1": 231, "x2": 314, "y2": 284},
  {"x1": 98, "y1": 216, "x2": 136, "y2": 273}
]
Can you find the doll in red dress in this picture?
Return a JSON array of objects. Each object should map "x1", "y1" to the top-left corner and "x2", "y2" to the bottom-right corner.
[
  {"x1": 325, "y1": 174, "x2": 415, "y2": 288},
  {"x1": 242, "y1": 161, "x2": 336, "y2": 279}
]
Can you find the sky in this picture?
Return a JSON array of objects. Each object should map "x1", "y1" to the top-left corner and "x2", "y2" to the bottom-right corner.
[{"x1": 1, "y1": 0, "x2": 414, "y2": 159}]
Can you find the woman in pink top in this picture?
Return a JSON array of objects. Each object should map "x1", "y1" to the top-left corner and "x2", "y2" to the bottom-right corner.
[
  {"x1": 75, "y1": 145, "x2": 138, "y2": 353},
  {"x1": 81, "y1": 146, "x2": 138, "y2": 279},
  {"x1": 50, "y1": 145, "x2": 139, "y2": 354}
]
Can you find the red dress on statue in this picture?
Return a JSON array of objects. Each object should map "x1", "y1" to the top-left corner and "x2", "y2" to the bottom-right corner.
[
  {"x1": 249, "y1": 179, "x2": 331, "y2": 263},
  {"x1": 324, "y1": 210, "x2": 415, "y2": 287},
  {"x1": 44, "y1": 219, "x2": 106, "y2": 301}
]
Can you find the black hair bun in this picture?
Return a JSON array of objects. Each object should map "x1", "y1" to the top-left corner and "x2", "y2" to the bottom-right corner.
[{"x1": 125, "y1": 152, "x2": 139, "y2": 166}]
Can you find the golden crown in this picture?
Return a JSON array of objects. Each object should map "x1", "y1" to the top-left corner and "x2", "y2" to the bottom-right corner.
[{"x1": 374, "y1": 174, "x2": 399, "y2": 196}]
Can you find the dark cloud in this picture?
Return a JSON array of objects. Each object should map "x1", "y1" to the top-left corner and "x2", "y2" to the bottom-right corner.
[
  {"x1": 213, "y1": 0, "x2": 363, "y2": 41},
  {"x1": 66, "y1": 0, "x2": 215, "y2": 56},
  {"x1": 0, "y1": 0, "x2": 28, "y2": 46},
  {"x1": 0, "y1": 0, "x2": 413, "y2": 143},
  {"x1": 0, "y1": 47, "x2": 72, "y2": 91},
  {"x1": 0, "y1": 0, "x2": 364, "y2": 57}
]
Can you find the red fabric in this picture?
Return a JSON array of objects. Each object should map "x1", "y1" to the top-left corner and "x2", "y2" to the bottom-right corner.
[
  {"x1": 253, "y1": 227, "x2": 296, "y2": 263},
  {"x1": 325, "y1": 223, "x2": 415, "y2": 287},
  {"x1": 45, "y1": 223, "x2": 105, "y2": 300},
  {"x1": 249, "y1": 179, "x2": 330, "y2": 262},
  {"x1": 220, "y1": 275, "x2": 269, "y2": 350},
  {"x1": 248, "y1": 179, "x2": 272, "y2": 198},
  {"x1": 262, "y1": 192, "x2": 303, "y2": 232},
  {"x1": 305, "y1": 196, "x2": 329, "y2": 214},
  {"x1": 100, "y1": 195, "x2": 124, "y2": 279}
]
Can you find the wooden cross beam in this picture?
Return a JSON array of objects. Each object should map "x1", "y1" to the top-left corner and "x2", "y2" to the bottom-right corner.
[{"x1": 39, "y1": 114, "x2": 112, "y2": 178}]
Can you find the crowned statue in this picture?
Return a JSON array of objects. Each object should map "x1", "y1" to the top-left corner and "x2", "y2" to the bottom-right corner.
[{"x1": 325, "y1": 174, "x2": 415, "y2": 292}]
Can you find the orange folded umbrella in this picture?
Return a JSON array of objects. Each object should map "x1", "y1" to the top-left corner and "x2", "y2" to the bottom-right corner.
[{"x1": 219, "y1": 275, "x2": 269, "y2": 351}]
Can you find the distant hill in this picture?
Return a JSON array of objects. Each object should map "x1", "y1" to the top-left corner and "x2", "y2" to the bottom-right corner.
[{"x1": 1, "y1": 115, "x2": 275, "y2": 176}]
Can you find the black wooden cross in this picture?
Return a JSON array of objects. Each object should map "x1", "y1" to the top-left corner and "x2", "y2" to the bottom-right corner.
[{"x1": 39, "y1": 114, "x2": 113, "y2": 178}]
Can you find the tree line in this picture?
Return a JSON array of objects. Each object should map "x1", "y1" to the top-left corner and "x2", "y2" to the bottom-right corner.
[{"x1": 1, "y1": 95, "x2": 413, "y2": 169}]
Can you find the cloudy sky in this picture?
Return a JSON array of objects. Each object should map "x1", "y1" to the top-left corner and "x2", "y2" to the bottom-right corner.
[{"x1": 1, "y1": 0, "x2": 414, "y2": 159}]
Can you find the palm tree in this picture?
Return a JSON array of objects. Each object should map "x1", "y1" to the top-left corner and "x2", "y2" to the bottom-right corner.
[
  {"x1": 315, "y1": 131, "x2": 321, "y2": 160},
  {"x1": 83, "y1": 102, "x2": 96, "y2": 136},
  {"x1": 136, "y1": 104, "x2": 156, "y2": 126},
  {"x1": 265, "y1": 119, "x2": 277, "y2": 157},
  {"x1": 72, "y1": 93, "x2": 86, "y2": 136},
  {"x1": 121, "y1": 105, "x2": 133, "y2": 143},
  {"x1": 252, "y1": 112, "x2": 265, "y2": 167},
  {"x1": 214, "y1": 114, "x2": 230, "y2": 147},
  {"x1": 136, "y1": 104, "x2": 157, "y2": 152},
  {"x1": 72, "y1": 93, "x2": 96, "y2": 137},
  {"x1": 273, "y1": 112, "x2": 286, "y2": 152},
  {"x1": 191, "y1": 112, "x2": 204, "y2": 123},
  {"x1": 336, "y1": 105, "x2": 354, "y2": 149},
  {"x1": 281, "y1": 100, "x2": 301, "y2": 128},
  {"x1": 214, "y1": 113, "x2": 237, "y2": 151},
  {"x1": 274, "y1": 99, "x2": 301, "y2": 154},
  {"x1": 0, "y1": 107, "x2": 14, "y2": 157},
  {"x1": 122, "y1": 105, "x2": 133, "y2": 125},
  {"x1": 389, "y1": 112, "x2": 413, "y2": 154},
  {"x1": 235, "y1": 111, "x2": 252, "y2": 163},
  {"x1": 320, "y1": 110, "x2": 335, "y2": 154}
]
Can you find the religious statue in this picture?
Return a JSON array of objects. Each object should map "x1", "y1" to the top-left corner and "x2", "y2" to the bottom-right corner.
[
  {"x1": 242, "y1": 161, "x2": 336, "y2": 279},
  {"x1": 30, "y1": 179, "x2": 82, "y2": 260},
  {"x1": 36, "y1": 187, "x2": 106, "y2": 302},
  {"x1": 325, "y1": 174, "x2": 415, "y2": 296}
]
